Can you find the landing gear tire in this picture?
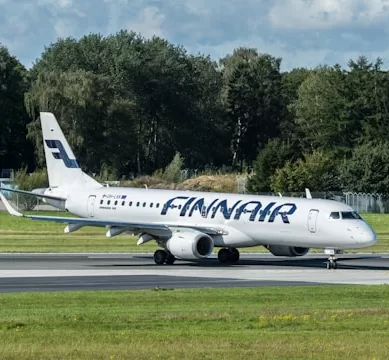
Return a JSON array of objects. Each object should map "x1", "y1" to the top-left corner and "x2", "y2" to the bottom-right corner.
[
  {"x1": 154, "y1": 250, "x2": 167, "y2": 265},
  {"x1": 218, "y1": 248, "x2": 231, "y2": 264},
  {"x1": 229, "y1": 248, "x2": 240, "y2": 263},
  {"x1": 165, "y1": 253, "x2": 176, "y2": 265},
  {"x1": 217, "y1": 248, "x2": 240, "y2": 264}
]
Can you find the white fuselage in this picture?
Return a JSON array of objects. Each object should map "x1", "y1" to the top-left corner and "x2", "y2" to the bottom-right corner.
[{"x1": 59, "y1": 187, "x2": 377, "y2": 250}]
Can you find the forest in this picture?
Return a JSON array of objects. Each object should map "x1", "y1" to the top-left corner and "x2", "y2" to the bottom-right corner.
[{"x1": 1, "y1": 31, "x2": 389, "y2": 193}]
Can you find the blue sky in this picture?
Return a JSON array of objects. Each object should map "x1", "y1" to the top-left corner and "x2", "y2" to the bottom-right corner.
[{"x1": 1, "y1": 0, "x2": 389, "y2": 71}]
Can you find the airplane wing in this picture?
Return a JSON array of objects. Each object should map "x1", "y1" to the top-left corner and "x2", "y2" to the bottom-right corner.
[
  {"x1": 0, "y1": 187, "x2": 66, "y2": 201},
  {"x1": 0, "y1": 192, "x2": 224, "y2": 237}
]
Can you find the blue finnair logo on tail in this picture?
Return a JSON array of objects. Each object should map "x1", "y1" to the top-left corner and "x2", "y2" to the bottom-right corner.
[{"x1": 45, "y1": 140, "x2": 79, "y2": 168}]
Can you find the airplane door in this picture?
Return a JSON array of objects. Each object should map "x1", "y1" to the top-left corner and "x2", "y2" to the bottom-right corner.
[
  {"x1": 88, "y1": 195, "x2": 96, "y2": 217},
  {"x1": 308, "y1": 209, "x2": 319, "y2": 233}
]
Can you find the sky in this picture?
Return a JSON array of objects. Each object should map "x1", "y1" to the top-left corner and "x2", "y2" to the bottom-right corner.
[{"x1": 1, "y1": 0, "x2": 389, "y2": 71}]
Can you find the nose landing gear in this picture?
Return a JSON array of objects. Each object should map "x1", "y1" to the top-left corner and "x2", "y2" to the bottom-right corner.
[
  {"x1": 325, "y1": 249, "x2": 343, "y2": 270},
  {"x1": 326, "y1": 256, "x2": 337, "y2": 269}
]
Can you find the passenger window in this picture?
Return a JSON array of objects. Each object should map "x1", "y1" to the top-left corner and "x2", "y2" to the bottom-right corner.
[
  {"x1": 329, "y1": 212, "x2": 340, "y2": 219},
  {"x1": 136, "y1": 202, "x2": 140, "y2": 207},
  {"x1": 100, "y1": 200, "x2": 103, "y2": 205},
  {"x1": 107, "y1": 200, "x2": 111, "y2": 205},
  {"x1": 129, "y1": 201, "x2": 132, "y2": 206},
  {"x1": 114, "y1": 201, "x2": 118, "y2": 206},
  {"x1": 143, "y1": 202, "x2": 146, "y2": 207},
  {"x1": 156, "y1": 203, "x2": 160, "y2": 208},
  {"x1": 121, "y1": 201, "x2": 125, "y2": 206},
  {"x1": 150, "y1": 203, "x2": 153, "y2": 208}
]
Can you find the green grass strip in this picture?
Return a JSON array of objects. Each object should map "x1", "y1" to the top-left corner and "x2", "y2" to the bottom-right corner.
[{"x1": 0, "y1": 286, "x2": 389, "y2": 359}]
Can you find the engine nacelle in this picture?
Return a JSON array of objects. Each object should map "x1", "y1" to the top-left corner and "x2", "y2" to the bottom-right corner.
[
  {"x1": 266, "y1": 245, "x2": 309, "y2": 257},
  {"x1": 166, "y1": 231, "x2": 214, "y2": 260},
  {"x1": 32, "y1": 187, "x2": 66, "y2": 210}
]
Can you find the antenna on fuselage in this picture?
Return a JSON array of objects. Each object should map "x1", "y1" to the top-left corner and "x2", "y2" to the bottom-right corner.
[{"x1": 305, "y1": 188, "x2": 312, "y2": 199}]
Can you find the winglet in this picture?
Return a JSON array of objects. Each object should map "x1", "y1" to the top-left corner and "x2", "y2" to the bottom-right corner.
[{"x1": 0, "y1": 192, "x2": 24, "y2": 217}]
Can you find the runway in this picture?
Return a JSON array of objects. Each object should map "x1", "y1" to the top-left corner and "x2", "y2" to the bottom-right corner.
[{"x1": 0, "y1": 253, "x2": 389, "y2": 292}]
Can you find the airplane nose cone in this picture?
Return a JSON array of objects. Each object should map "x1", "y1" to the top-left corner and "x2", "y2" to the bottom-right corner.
[{"x1": 358, "y1": 228, "x2": 377, "y2": 247}]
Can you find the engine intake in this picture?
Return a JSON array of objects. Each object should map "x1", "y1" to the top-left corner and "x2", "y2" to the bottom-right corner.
[
  {"x1": 266, "y1": 245, "x2": 309, "y2": 257},
  {"x1": 166, "y1": 231, "x2": 214, "y2": 260}
]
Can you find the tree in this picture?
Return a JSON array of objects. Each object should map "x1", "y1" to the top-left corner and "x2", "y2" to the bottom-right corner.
[
  {"x1": 222, "y1": 49, "x2": 284, "y2": 169},
  {"x1": 280, "y1": 68, "x2": 311, "y2": 142},
  {"x1": 13, "y1": 168, "x2": 48, "y2": 210},
  {"x1": 25, "y1": 69, "x2": 126, "y2": 174},
  {"x1": 270, "y1": 151, "x2": 340, "y2": 192},
  {"x1": 160, "y1": 152, "x2": 184, "y2": 183},
  {"x1": 26, "y1": 32, "x2": 228, "y2": 176},
  {"x1": 247, "y1": 138, "x2": 297, "y2": 193},
  {"x1": 346, "y1": 57, "x2": 389, "y2": 144},
  {"x1": 293, "y1": 66, "x2": 353, "y2": 154},
  {"x1": 339, "y1": 142, "x2": 389, "y2": 193},
  {"x1": 0, "y1": 46, "x2": 34, "y2": 171}
]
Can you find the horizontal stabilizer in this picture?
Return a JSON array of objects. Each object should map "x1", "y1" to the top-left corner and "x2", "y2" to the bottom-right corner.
[{"x1": 0, "y1": 187, "x2": 66, "y2": 201}]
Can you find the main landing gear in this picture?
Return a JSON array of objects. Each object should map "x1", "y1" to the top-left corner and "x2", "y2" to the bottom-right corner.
[
  {"x1": 217, "y1": 248, "x2": 240, "y2": 264},
  {"x1": 153, "y1": 250, "x2": 176, "y2": 265}
]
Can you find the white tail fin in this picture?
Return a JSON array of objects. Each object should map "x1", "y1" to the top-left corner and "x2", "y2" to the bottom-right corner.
[{"x1": 40, "y1": 112, "x2": 102, "y2": 189}]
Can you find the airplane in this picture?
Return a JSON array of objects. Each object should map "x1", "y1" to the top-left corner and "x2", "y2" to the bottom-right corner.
[{"x1": 0, "y1": 112, "x2": 377, "y2": 269}]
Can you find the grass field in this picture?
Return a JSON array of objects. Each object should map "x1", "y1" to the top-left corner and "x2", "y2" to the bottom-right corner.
[
  {"x1": 0, "y1": 286, "x2": 389, "y2": 359},
  {"x1": 0, "y1": 211, "x2": 388, "y2": 253}
]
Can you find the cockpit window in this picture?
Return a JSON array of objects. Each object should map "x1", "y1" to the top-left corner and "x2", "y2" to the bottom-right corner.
[
  {"x1": 329, "y1": 212, "x2": 340, "y2": 219},
  {"x1": 341, "y1": 211, "x2": 362, "y2": 220}
]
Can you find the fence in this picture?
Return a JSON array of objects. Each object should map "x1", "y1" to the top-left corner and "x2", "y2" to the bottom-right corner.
[
  {"x1": 343, "y1": 192, "x2": 389, "y2": 214},
  {"x1": 251, "y1": 191, "x2": 389, "y2": 214}
]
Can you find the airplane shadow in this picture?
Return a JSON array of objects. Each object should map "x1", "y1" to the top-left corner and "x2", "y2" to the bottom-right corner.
[{"x1": 91, "y1": 255, "x2": 389, "y2": 271}]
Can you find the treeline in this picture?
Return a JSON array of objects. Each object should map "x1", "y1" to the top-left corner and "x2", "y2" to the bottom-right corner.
[{"x1": 1, "y1": 32, "x2": 389, "y2": 193}]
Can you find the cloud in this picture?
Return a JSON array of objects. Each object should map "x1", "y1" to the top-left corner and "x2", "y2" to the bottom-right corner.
[
  {"x1": 189, "y1": 36, "x2": 331, "y2": 70},
  {"x1": 127, "y1": 7, "x2": 165, "y2": 39},
  {"x1": 269, "y1": 0, "x2": 356, "y2": 30},
  {"x1": 1, "y1": 0, "x2": 389, "y2": 71},
  {"x1": 268, "y1": 0, "x2": 389, "y2": 30},
  {"x1": 58, "y1": 0, "x2": 72, "y2": 7}
]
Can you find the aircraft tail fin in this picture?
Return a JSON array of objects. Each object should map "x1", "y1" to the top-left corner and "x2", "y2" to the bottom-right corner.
[{"x1": 40, "y1": 112, "x2": 102, "y2": 189}]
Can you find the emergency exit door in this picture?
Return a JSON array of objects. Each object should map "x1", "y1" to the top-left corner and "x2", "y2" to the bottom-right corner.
[
  {"x1": 308, "y1": 209, "x2": 319, "y2": 233},
  {"x1": 88, "y1": 195, "x2": 96, "y2": 217}
]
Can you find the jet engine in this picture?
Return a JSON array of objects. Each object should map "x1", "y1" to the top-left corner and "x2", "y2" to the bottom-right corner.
[
  {"x1": 32, "y1": 188, "x2": 66, "y2": 209},
  {"x1": 266, "y1": 245, "x2": 309, "y2": 257},
  {"x1": 166, "y1": 231, "x2": 214, "y2": 260}
]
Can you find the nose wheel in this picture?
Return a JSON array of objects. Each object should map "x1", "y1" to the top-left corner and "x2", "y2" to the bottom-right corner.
[
  {"x1": 326, "y1": 257, "x2": 337, "y2": 269},
  {"x1": 325, "y1": 249, "x2": 342, "y2": 270}
]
